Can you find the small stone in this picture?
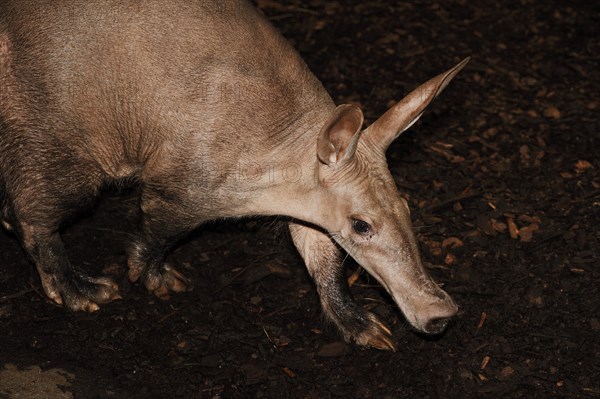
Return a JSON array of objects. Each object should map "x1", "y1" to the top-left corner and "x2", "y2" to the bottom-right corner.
[{"x1": 590, "y1": 318, "x2": 600, "y2": 331}]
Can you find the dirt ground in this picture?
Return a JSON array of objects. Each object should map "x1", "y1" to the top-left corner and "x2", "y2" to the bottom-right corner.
[{"x1": 1, "y1": 1, "x2": 598, "y2": 398}]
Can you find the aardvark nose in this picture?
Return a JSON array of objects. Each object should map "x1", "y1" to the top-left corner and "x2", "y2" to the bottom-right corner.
[{"x1": 422, "y1": 299, "x2": 459, "y2": 334}]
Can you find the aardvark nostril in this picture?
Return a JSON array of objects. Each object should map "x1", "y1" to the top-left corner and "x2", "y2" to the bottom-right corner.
[{"x1": 424, "y1": 317, "x2": 451, "y2": 334}]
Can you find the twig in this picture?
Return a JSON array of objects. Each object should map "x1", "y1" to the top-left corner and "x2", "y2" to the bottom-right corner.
[
  {"x1": 262, "y1": 326, "x2": 277, "y2": 350},
  {"x1": 211, "y1": 265, "x2": 252, "y2": 295},
  {"x1": 158, "y1": 303, "x2": 192, "y2": 324}
]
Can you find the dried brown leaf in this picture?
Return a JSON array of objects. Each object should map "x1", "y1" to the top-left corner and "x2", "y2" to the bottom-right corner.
[
  {"x1": 491, "y1": 219, "x2": 507, "y2": 233},
  {"x1": 498, "y1": 366, "x2": 515, "y2": 380},
  {"x1": 481, "y1": 356, "x2": 491, "y2": 370},
  {"x1": 442, "y1": 237, "x2": 464, "y2": 249},
  {"x1": 507, "y1": 218, "x2": 519, "y2": 239},
  {"x1": 444, "y1": 253, "x2": 457, "y2": 266},
  {"x1": 575, "y1": 160, "x2": 593, "y2": 173},
  {"x1": 282, "y1": 367, "x2": 296, "y2": 378},
  {"x1": 519, "y1": 223, "x2": 539, "y2": 242},
  {"x1": 543, "y1": 106, "x2": 561, "y2": 119}
]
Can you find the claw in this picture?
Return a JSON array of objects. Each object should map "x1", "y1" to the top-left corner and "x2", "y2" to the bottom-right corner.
[
  {"x1": 141, "y1": 263, "x2": 192, "y2": 300},
  {"x1": 152, "y1": 284, "x2": 171, "y2": 301},
  {"x1": 50, "y1": 294, "x2": 63, "y2": 306},
  {"x1": 347, "y1": 312, "x2": 397, "y2": 351},
  {"x1": 84, "y1": 302, "x2": 100, "y2": 313},
  {"x1": 128, "y1": 262, "x2": 143, "y2": 283},
  {"x1": 372, "y1": 318, "x2": 392, "y2": 336},
  {"x1": 93, "y1": 277, "x2": 122, "y2": 303},
  {"x1": 367, "y1": 330, "x2": 397, "y2": 351},
  {"x1": 36, "y1": 267, "x2": 121, "y2": 312},
  {"x1": 162, "y1": 264, "x2": 191, "y2": 293},
  {"x1": 37, "y1": 267, "x2": 63, "y2": 305}
]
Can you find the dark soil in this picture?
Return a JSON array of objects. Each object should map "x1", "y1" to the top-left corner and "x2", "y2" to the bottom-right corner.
[{"x1": 1, "y1": 1, "x2": 598, "y2": 398}]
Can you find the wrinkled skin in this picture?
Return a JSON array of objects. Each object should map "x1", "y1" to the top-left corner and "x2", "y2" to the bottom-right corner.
[{"x1": 0, "y1": 0, "x2": 467, "y2": 349}]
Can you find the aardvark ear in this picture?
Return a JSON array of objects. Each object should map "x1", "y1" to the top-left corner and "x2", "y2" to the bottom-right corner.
[
  {"x1": 317, "y1": 104, "x2": 364, "y2": 166},
  {"x1": 365, "y1": 57, "x2": 470, "y2": 150}
]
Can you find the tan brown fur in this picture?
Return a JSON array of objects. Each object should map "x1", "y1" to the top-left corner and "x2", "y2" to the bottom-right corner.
[{"x1": 0, "y1": 0, "x2": 468, "y2": 349}]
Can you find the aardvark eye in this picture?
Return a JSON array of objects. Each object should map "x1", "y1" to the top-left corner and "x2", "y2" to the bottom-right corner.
[{"x1": 352, "y1": 218, "x2": 371, "y2": 235}]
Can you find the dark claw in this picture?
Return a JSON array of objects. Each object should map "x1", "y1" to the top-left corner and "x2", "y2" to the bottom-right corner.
[
  {"x1": 352, "y1": 313, "x2": 397, "y2": 351},
  {"x1": 138, "y1": 263, "x2": 192, "y2": 300},
  {"x1": 323, "y1": 300, "x2": 397, "y2": 351}
]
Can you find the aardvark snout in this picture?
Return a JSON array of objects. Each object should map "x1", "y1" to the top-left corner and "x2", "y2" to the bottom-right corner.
[{"x1": 419, "y1": 295, "x2": 459, "y2": 334}]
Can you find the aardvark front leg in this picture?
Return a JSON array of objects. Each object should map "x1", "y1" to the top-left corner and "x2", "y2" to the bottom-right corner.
[{"x1": 289, "y1": 222, "x2": 396, "y2": 351}]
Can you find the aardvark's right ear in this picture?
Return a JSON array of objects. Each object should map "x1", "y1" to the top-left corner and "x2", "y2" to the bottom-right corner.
[{"x1": 365, "y1": 57, "x2": 470, "y2": 151}]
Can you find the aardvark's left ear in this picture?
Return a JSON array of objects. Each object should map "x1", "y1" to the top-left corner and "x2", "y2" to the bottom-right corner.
[{"x1": 317, "y1": 104, "x2": 364, "y2": 167}]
